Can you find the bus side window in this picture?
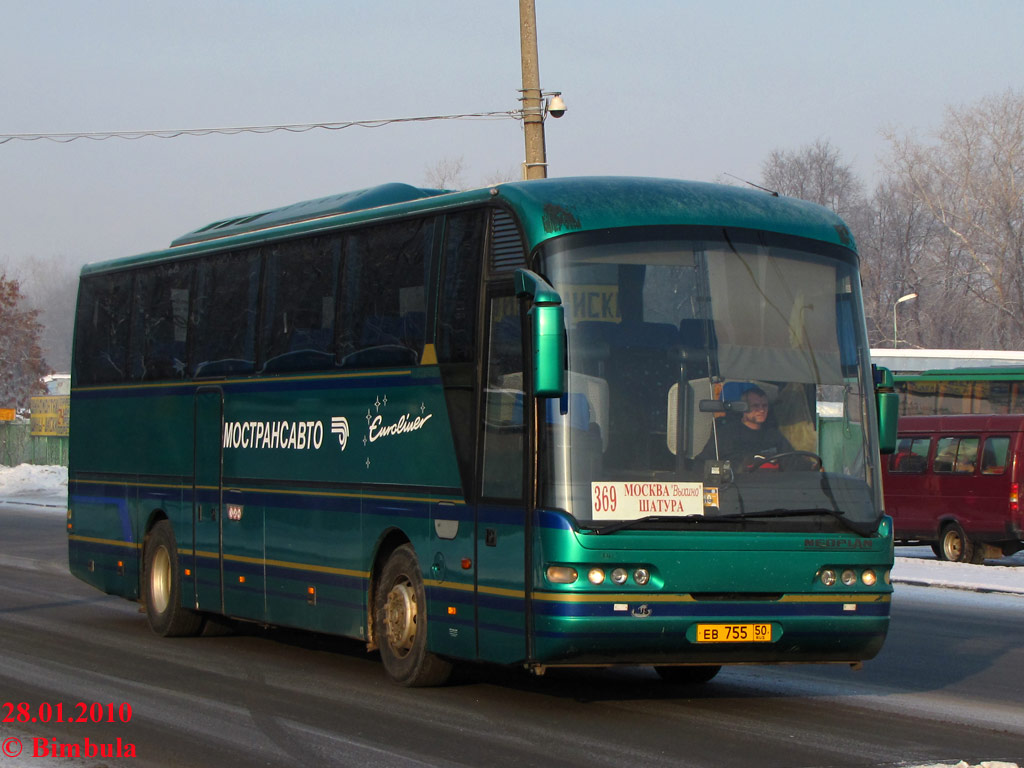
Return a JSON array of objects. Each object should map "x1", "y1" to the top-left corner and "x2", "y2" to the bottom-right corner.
[
  {"x1": 74, "y1": 272, "x2": 134, "y2": 386},
  {"x1": 340, "y1": 217, "x2": 434, "y2": 367},
  {"x1": 132, "y1": 261, "x2": 193, "y2": 381},
  {"x1": 191, "y1": 249, "x2": 260, "y2": 377},
  {"x1": 981, "y1": 436, "x2": 1010, "y2": 475},
  {"x1": 480, "y1": 299, "x2": 524, "y2": 500},
  {"x1": 261, "y1": 235, "x2": 340, "y2": 373}
]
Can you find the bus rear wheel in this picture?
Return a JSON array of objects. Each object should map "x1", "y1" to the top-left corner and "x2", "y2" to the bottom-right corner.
[
  {"x1": 144, "y1": 520, "x2": 203, "y2": 637},
  {"x1": 654, "y1": 665, "x2": 722, "y2": 684},
  {"x1": 939, "y1": 522, "x2": 983, "y2": 564},
  {"x1": 374, "y1": 544, "x2": 453, "y2": 687}
]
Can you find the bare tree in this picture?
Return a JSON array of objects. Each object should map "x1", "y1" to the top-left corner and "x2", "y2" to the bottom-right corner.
[
  {"x1": 884, "y1": 90, "x2": 1024, "y2": 348},
  {"x1": 762, "y1": 138, "x2": 866, "y2": 221},
  {"x1": 423, "y1": 156, "x2": 467, "y2": 191}
]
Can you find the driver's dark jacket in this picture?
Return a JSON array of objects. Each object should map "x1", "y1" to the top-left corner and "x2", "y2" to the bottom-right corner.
[{"x1": 697, "y1": 417, "x2": 794, "y2": 472}]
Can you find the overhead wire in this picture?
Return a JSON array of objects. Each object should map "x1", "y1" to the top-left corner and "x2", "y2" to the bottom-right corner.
[{"x1": 0, "y1": 110, "x2": 522, "y2": 145}]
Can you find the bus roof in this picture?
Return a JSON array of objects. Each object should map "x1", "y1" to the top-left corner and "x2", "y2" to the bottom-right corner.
[
  {"x1": 81, "y1": 177, "x2": 857, "y2": 276},
  {"x1": 872, "y1": 348, "x2": 1024, "y2": 373},
  {"x1": 170, "y1": 183, "x2": 452, "y2": 246},
  {"x1": 896, "y1": 367, "x2": 1024, "y2": 380}
]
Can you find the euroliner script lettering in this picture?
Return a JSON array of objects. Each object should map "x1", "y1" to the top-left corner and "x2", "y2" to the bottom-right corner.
[
  {"x1": 223, "y1": 420, "x2": 324, "y2": 451},
  {"x1": 368, "y1": 412, "x2": 433, "y2": 442}
]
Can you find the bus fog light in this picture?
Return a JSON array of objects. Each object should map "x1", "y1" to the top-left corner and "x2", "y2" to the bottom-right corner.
[
  {"x1": 588, "y1": 568, "x2": 606, "y2": 585},
  {"x1": 610, "y1": 568, "x2": 628, "y2": 585},
  {"x1": 820, "y1": 568, "x2": 837, "y2": 587},
  {"x1": 546, "y1": 566, "x2": 578, "y2": 584},
  {"x1": 633, "y1": 568, "x2": 651, "y2": 586},
  {"x1": 841, "y1": 569, "x2": 857, "y2": 586},
  {"x1": 861, "y1": 569, "x2": 877, "y2": 586}
]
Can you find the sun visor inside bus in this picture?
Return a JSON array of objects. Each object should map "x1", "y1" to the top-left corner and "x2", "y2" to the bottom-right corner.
[
  {"x1": 706, "y1": 251, "x2": 843, "y2": 384},
  {"x1": 170, "y1": 183, "x2": 452, "y2": 247}
]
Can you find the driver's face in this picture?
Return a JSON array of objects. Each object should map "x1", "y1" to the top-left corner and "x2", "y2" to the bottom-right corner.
[{"x1": 742, "y1": 395, "x2": 769, "y2": 429}]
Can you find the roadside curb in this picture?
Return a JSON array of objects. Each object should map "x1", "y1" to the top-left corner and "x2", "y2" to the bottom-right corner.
[
  {"x1": 891, "y1": 577, "x2": 1024, "y2": 597},
  {"x1": 0, "y1": 498, "x2": 65, "y2": 509}
]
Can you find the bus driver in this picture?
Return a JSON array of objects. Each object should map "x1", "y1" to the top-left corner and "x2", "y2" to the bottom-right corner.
[{"x1": 698, "y1": 386, "x2": 796, "y2": 472}]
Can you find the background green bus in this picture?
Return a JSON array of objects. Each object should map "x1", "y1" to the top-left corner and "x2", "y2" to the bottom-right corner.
[
  {"x1": 69, "y1": 177, "x2": 897, "y2": 686},
  {"x1": 894, "y1": 368, "x2": 1024, "y2": 416}
]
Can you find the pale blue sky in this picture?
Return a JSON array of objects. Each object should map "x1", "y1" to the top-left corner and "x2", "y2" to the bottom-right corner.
[{"x1": 2, "y1": 0, "x2": 1023, "y2": 267}]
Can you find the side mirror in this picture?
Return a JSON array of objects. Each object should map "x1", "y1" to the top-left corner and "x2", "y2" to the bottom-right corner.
[
  {"x1": 515, "y1": 269, "x2": 566, "y2": 398},
  {"x1": 873, "y1": 365, "x2": 898, "y2": 454}
]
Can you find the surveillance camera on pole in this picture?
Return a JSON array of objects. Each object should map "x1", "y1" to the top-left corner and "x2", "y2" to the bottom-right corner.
[{"x1": 546, "y1": 93, "x2": 566, "y2": 118}]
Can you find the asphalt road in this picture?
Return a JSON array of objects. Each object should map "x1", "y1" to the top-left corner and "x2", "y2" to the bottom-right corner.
[{"x1": 2, "y1": 504, "x2": 1022, "y2": 768}]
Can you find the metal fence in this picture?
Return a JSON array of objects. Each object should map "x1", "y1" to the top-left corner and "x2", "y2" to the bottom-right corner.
[{"x1": 0, "y1": 422, "x2": 69, "y2": 466}]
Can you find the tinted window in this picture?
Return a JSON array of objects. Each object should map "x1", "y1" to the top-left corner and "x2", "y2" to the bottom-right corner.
[
  {"x1": 339, "y1": 218, "x2": 434, "y2": 368},
  {"x1": 192, "y1": 249, "x2": 261, "y2": 377},
  {"x1": 262, "y1": 235, "x2": 341, "y2": 373},
  {"x1": 981, "y1": 436, "x2": 1010, "y2": 475},
  {"x1": 480, "y1": 294, "x2": 524, "y2": 499},
  {"x1": 132, "y1": 261, "x2": 193, "y2": 381},
  {"x1": 437, "y1": 210, "x2": 486, "y2": 364},
  {"x1": 890, "y1": 436, "x2": 929, "y2": 474},
  {"x1": 74, "y1": 272, "x2": 134, "y2": 385},
  {"x1": 933, "y1": 436, "x2": 979, "y2": 474}
]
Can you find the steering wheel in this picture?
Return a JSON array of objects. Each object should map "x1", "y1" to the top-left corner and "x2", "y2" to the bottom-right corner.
[{"x1": 747, "y1": 450, "x2": 823, "y2": 472}]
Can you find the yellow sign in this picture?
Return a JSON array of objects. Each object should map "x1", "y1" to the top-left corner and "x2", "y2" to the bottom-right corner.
[
  {"x1": 0, "y1": 408, "x2": 15, "y2": 421},
  {"x1": 30, "y1": 396, "x2": 70, "y2": 437}
]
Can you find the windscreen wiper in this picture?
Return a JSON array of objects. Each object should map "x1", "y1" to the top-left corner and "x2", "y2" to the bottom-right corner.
[
  {"x1": 591, "y1": 515, "x2": 706, "y2": 536},
  {"x1": 713, "y1": 507, "x2": 874, "y2": 536},
  {"x1": 591, "y1": 508, "x2": 875, "y2": 537}
]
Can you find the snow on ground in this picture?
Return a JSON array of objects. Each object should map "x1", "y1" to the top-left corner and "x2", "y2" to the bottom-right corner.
[{"x1": 0, "y1": 463, "x2": 66, "y2": 501}]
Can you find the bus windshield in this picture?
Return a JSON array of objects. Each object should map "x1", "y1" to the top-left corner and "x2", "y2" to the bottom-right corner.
[{"x1": 536, "y1": 226, "x2": 880, "y2": 533}]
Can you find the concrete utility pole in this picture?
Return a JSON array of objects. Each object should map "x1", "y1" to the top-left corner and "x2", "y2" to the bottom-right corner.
[{"x1": 519, "y1": 0, "x2": 547, "y2": 180}]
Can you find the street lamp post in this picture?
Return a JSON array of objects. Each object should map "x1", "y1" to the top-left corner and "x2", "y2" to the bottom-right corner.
[{"x1": 893, "y1": 292, "x2": 918, "y2": 348}]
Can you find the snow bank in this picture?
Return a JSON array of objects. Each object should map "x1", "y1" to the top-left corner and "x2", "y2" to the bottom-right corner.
[{"x1": 0, "y1": 463, "x2": 67, "y2": 496}]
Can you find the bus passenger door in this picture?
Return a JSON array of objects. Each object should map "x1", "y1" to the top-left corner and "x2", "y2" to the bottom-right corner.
[
  {"x1": 474, "y1": 290, "x2": 530, "y2": 664},
  {"x1": 193, "y1": 387, "x2": 223, "y2": 614}
]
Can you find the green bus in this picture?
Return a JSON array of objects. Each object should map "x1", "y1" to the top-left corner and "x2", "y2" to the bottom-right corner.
[
  {"x1": 68, "y1": 177, "x2": 898, "y2": 686},
  {"x1": 893, "y1": 368, "x2": 1024, "y2": 416}
]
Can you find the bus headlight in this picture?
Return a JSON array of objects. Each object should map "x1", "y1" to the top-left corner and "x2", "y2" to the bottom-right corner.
[
  {"x1": 841, "y1": 569, "x2": 857, "y2": 586},
  {"x1": 633, "y1": 568, "x2": 651, "y2": 586},
  {"x1": 588, "y1": 568, "x2": 606, "y2": 585},
  {"x1": 546, "y1": 566, "x2": 578, "y2": 584},
  {"x1": 820, "y1": 568, "x2": 837, "y2": 587},
  {"x1": 610, "y1": 568, "x2": 628, "y2": 585},
  {"x1": 861, "y1": 569, "x2": 877, "y2": 586}
]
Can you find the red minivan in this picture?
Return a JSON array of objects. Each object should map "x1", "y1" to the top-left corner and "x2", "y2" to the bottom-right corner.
[{"x1": 882, "y1": 414, "x2": 1024, "y2": 562}]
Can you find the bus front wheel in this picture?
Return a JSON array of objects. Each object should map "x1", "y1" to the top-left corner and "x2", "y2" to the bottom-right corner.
[
  {"x1": 143, "y1": 520, "x2": 204, "y2": 637},
  {"x1": 939, "y1": 522, "x2": 984, "y2": 564},
  {"x1": 374, "y1": 544, "x2": 454, "y2": 687}
]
